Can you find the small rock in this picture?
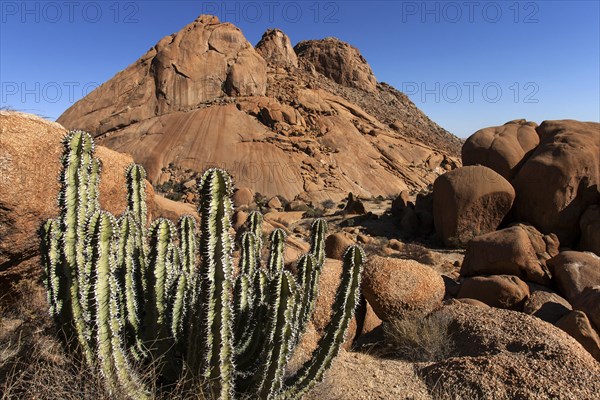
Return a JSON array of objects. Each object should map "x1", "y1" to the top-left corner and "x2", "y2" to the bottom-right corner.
[
  {"x1": 267, "y1": 196, "x2": 283, "y2": 210},
  {"x1": 388, "y1": 239, "x2": 403, "y2": 251},
  {"x1": 325, "y1": 233, "x2": 354, "y2": 260},
  {"x1": 183, "y1": 179, "x2": 197, "y2": 189},
  {"x1": 233, "y1": 187, "x2": 254, "y2": 208},
  {"x1": 356, "y1": 234, "x2": 372, "y2": 244},
  {"x1": 232, "y1": 210, "x2": 248, "y2": 231},
  {"x1": 343, "y1": 192, "x2": 366, "y2": 215}
]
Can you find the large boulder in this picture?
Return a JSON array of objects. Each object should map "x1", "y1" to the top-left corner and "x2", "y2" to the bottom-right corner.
[
  {"x1": 460, "y1": 224, "x2": 558, "y2": 284},
  {"x1": 457, "y1": 275, "x2": 530, "y2": 310},
  {"x1": 361, "y1": 255, "x2": 445, "y2": 321},
  {"x1": 556, "y1": 310, "x2": 600, "y2": 361},
  {"x1": 512, "y1": 120, "x2": 600, "y2": 246},
  {"x1": 433, "y1": 166, "x2": 515, "y2": 247},
  {"x1": 255, "y1": 29, "x2": 298, "y2": 67},
  {"x1": 548, "y1": 251, "x2": 600, "y2": 303},
  {"x1": 295, "y1": 37, "x2": 378, "y2": 92},
  {"x1": 0, "y1": 111, "x2": 155, "y2": 294},
  {"x1": 579, "y1": 204, "x2": 600, "y2": 256},
  {"x1": 462, "y1": 120, "x2": 539, "y2": 179},
  {"x1": 420, "y1": 303, "x2": 600, "y2": 399}
]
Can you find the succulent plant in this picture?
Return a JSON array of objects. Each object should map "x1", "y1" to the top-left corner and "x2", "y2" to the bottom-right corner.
[{"x1": 41, "y1": 130, "x2": 365, "y2": 399}]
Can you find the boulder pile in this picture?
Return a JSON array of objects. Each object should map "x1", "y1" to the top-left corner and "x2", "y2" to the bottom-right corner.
[{"x1": 428, "y1": 118, "x2": 600, "y2": 361}]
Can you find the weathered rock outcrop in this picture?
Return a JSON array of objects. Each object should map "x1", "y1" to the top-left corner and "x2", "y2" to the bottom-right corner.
[
  {"x1": 58, "y1": 15, "x2": 461, "y2": 203},
  {"x1": 461, "y1": 119, "x2": 539, "y2": 180},
  {"x1": 433, "y1": 166, "x2": 515, "y2": 247},
  {"x1": 255, "y1": 28, "x2": 298, "y2": 67},
  {"x1": 512, "y1": 120, "x2": 600, "y2": 246}
]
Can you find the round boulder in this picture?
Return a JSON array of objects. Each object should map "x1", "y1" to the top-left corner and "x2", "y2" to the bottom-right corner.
[
  {"x1": 462, "y1": 120, "x2": 539, "y2": 179},
  {"x1": 433, "y1": 166, "x2": 515, "y2": 247},
  {"x1": 457, "y1": 275, "x2": 530, "y2": 310},
  {"x1": 548, "y1": 251, "x2": 600, "y2": 303},
  {"x1": 362, "y1": 255, "x2": 445, "y2": 321}
]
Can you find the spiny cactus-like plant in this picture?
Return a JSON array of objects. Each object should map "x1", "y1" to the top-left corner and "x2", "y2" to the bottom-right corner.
[{"x1": 41, "y1": 130, "x2": 365, "y2": 400}]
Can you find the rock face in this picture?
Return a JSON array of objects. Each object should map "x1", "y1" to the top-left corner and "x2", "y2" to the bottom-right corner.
[
  {"x1": 457, "y1": 275, "x2": 530, "y2": 310},
  {"x1": 58, "y1": 15, "x2": 461, "y2": 203},
  {"x1": 460, "y1": 224, "x2": 558, "y2": 284},
  {"x1": 512, "y1": 120, "x2": 600, "y2": 246},
  {"x1": 579, "y1": 205, "x2": 600, "y2": 255},
  {"x1": 549, "y1": 251, "x2": 600, "y2": 303},
  {"x1": 433, "y1": 166, "x2": 515, "y2": 247},
  {"x1": 362, "y1": 255, "x2": 445, "y2": 320},
  {"x1": 462, "y1": 120, "x2": 539, "y2": 179},
  {"x1": 294, "y1": 37, "x2": 377, "y2": 92},
  {"x1": 0, "y1": 111, "x2": 155, "y2": 292},
  {"x1": 255, "y1": 29, "x2": 298, "y2": 67},
  {"x1": 420, "y1": 303, "x2": 600, "y2": 399}
]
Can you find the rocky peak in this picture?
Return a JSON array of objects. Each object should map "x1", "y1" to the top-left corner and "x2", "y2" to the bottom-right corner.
[
  {"x1": 294, "y1": 37, "x2": 377, "y2": 92},
  {"x1": 58, "y1": 14, "x2": 267, "y2": 135},
  {"x1": 255, "y1": 28, "x2": 298, "y2": 67}
]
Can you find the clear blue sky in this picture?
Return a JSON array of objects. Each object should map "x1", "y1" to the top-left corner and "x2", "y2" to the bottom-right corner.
[{"x1": 1, "y1": 1, "x2": 598, "y2": 137}]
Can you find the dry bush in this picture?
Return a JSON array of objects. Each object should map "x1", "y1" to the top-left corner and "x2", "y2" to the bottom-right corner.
[{"x1": 382, "y1": 312, "x2": 455, "y2": 363}]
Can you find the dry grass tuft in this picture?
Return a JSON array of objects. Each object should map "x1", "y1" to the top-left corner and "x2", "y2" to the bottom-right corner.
[{"x1": 382, "y1": 312, "x2": 456, "y2": 363}]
